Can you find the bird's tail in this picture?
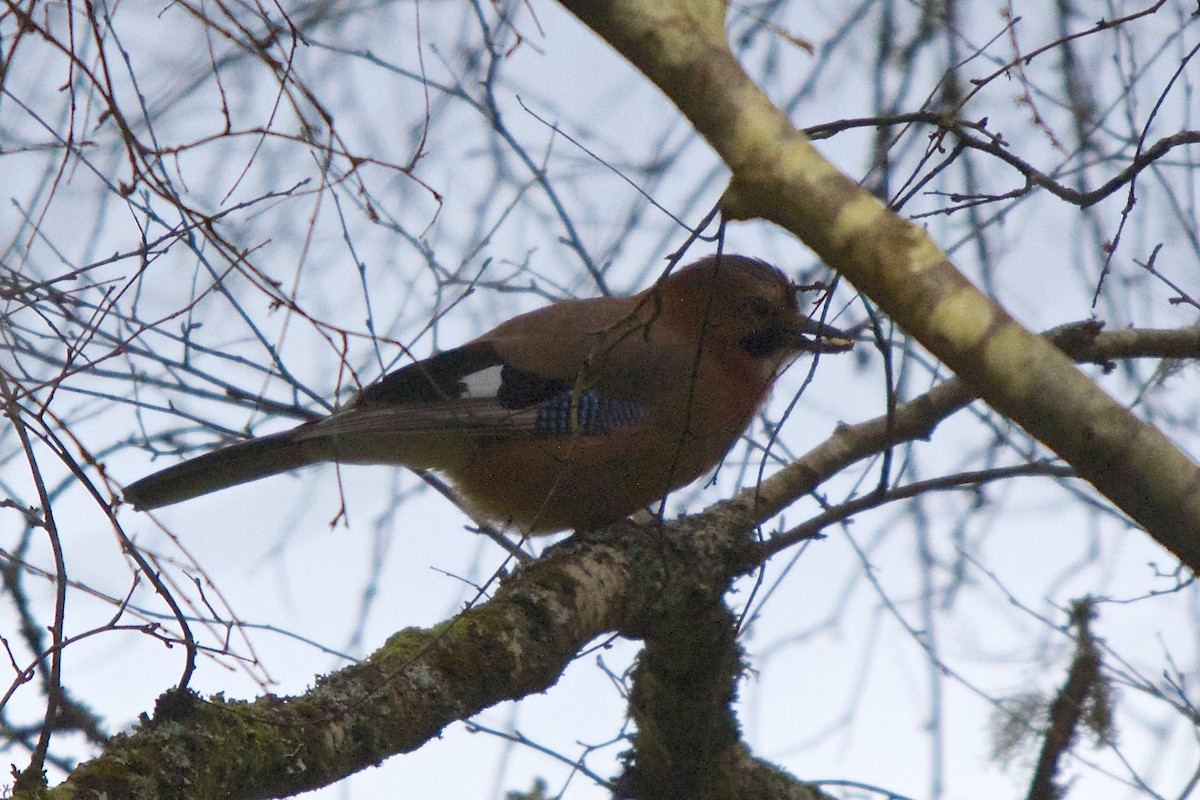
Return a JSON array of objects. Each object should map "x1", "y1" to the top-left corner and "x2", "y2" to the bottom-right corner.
[{"x1": 123, "y1": 429, "x2": 318, "y2": 510}]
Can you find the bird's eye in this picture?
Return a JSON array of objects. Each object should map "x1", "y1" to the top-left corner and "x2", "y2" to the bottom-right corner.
[{"x1": 746, "y1": 296, "x2": 773, "y2": 320}]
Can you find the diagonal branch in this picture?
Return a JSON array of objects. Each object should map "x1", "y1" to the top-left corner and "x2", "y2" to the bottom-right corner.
[
  {"x1": 556, "y1": 0, "x2": 1200, "y2": 572},
  {"x1": 738, "y1": 322, "x2": 1200, "y2": 552},
  {"x1": 32, "y1": 509, "x2": 828, "y2": 799},
  {"x1": 44, "y1": 521, "x2": 651, "y2": 798}
]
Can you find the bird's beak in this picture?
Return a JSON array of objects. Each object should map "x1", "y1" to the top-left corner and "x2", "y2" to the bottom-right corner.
[{"x1": 794, "y1": 316, "x2": 860, "y2": 353}]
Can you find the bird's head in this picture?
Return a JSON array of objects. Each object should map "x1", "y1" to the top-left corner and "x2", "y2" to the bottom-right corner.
[{"x1": 655, "y1": 255, "x2": 855, "y2": 367}]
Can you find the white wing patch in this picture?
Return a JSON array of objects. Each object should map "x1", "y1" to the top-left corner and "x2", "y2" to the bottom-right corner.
[{"x1": 460, "y1": 365, "x2": 505, "y2": 398}]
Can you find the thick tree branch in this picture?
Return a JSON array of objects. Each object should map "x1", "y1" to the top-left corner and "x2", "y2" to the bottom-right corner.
[
  {"x1": 615, "y1": 581, "x2": 743, "y2": 798},
  {"x1": 42, "y1": 520, "x2": 651, "y2": 798},
  {"x1": 30, "y1": 508, "x2": 832, "y2": 799},
  {"x1": 557, "y1": 0, "x2": 1200, "y2": 571}
]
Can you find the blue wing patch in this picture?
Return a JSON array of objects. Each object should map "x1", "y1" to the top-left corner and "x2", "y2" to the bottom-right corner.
[{"x1": 535, "y1": 390, "x2": 647, "y2": 436}]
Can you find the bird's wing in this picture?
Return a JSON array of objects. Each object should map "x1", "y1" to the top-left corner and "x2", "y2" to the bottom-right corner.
[{"x1": 297, "y1": 340, "x2": 649, "y2": 444}]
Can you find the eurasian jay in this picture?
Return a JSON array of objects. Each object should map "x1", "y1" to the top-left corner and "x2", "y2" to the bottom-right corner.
[{"x1": 124, "y1": 255, "x2": 852, "y2": 533}]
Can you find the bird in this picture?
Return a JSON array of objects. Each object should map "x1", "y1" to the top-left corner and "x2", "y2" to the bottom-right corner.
[{"x1": 123, "y1": 254, "x2": 853, "y2": 533}]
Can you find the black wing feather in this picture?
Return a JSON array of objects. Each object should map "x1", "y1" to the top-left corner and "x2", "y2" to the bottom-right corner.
[
  {"x1": 355, "y1": 342, "x2": 571, "y2": 410},
  {"x1": 348, "y1": 342, "x2": 645, "y2": 438},
  {"x1": 356, "y1": 343, "x2": 505, "y2": 405}
]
